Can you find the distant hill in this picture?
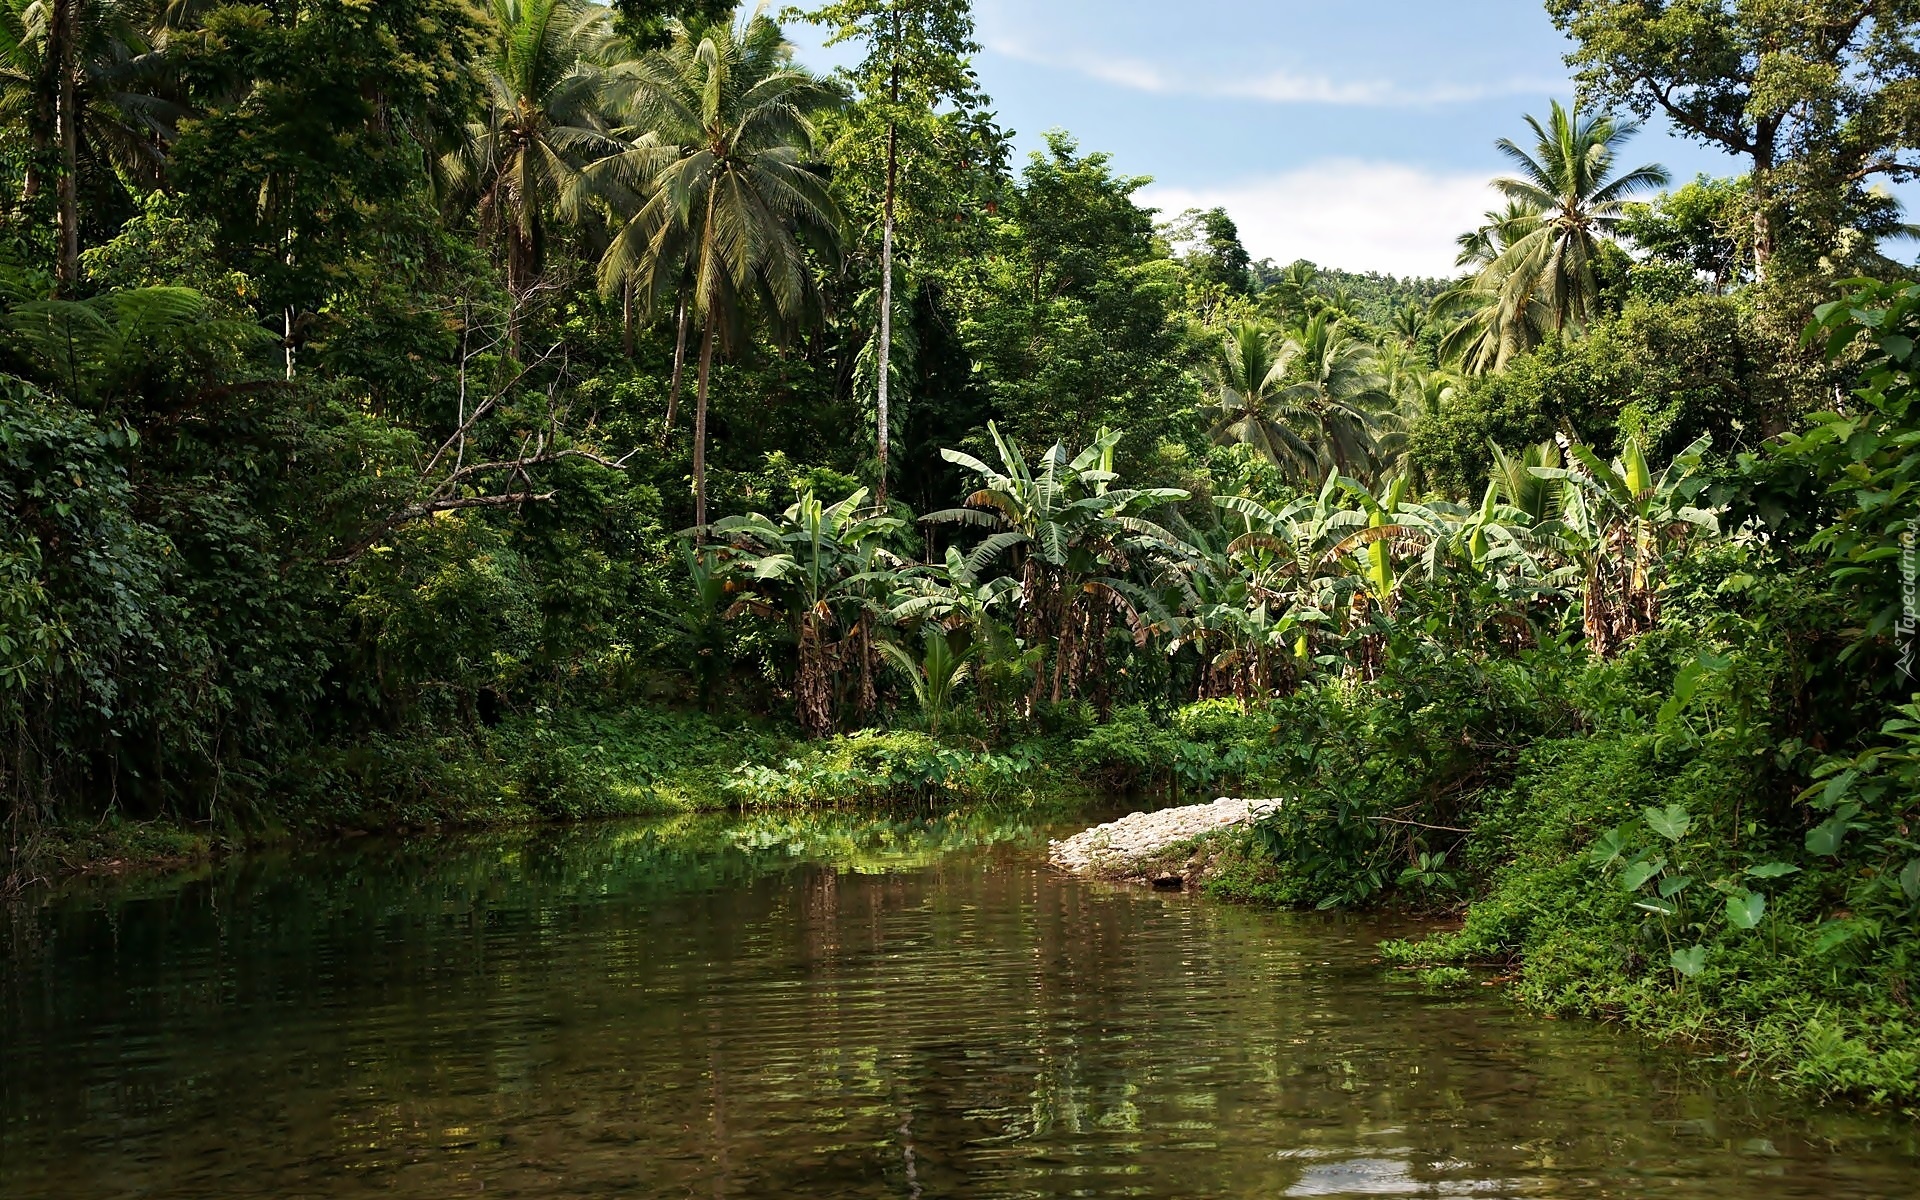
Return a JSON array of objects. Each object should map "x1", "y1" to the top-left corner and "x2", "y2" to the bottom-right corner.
[{"x1": 1251, "y1": 258, "x2": 1454, "y2": 326}]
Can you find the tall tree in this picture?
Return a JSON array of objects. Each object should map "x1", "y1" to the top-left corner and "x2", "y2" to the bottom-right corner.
[
  {"x1": 1548, "y1": 0, "x2": 1920, "y2": 276},
  {"x1": 169, "y1": 0, "x2": 484, "y2": 331},
  {"x1": 950, "y1": 132, "x2": 1190, "y2": 454},
  {"x1": 1490, "y1": 100, "x2": 1667, "y2": 334},
  {"x1": 0, "y1": 0, "x2": 176, "y2": 292},
  {"x1": 798, "y1": 0, "x2": 981, "y2": 506},
  {"x1": 1165, "y1": 205, "x2": 1253, "y2": 298},
  {"x1": 1440, "y1": 101, "x2": 1664, "y2": 373},
  {"x1": 1205, "y1": 321, "x2": 1307, "y2": 470},
  {"x1": 1271, "y1": 311, "x2": 1394, "y2": 481},
  {"x1": 1208, "y1": 312, "x2": 1393, "y2": 483},
  {"x1": 439, "y1": 0, "x2": 620, "y2": 333},
  {"x1": 593, "y1": 11, "x2": 843, "y2": 529}
]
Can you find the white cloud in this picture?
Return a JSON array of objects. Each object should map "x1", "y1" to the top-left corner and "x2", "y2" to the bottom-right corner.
[
  {"x1": 1140, "y1": 162, "x2": 1502, "y2": 278},
  {"x1": 983, "y1": 38, "x2": 1559, "y2": 108}
]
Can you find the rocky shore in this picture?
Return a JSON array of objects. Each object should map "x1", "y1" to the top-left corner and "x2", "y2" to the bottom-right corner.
[{"x1": 1048, "y1": 797, "x2": 1277, "y2": 886}]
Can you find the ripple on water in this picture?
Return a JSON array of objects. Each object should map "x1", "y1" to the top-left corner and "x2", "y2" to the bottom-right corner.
[{"x1": 3, "y1": 816, "x2": 1918, "y2": 1199}]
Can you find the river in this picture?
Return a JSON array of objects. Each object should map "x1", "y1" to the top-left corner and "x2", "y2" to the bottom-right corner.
[{"x1": 3, "y1": 805, "x2": 1915, "y2": 1197}]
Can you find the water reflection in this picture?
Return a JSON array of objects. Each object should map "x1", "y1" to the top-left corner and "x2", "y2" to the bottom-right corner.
[{"x1": 2, "y1": 805, "x2": 1916, "y2": 1198}]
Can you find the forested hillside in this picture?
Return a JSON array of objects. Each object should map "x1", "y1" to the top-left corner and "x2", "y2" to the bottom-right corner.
[{"x1": 4, "y1": 0, "x2": 1920, "y2": 1107}]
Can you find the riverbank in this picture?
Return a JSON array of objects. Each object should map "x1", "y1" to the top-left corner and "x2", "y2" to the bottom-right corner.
[
  {"x1": 15, "y1": 672, "x2": 1920, "y2": 1118},
  {"x1": 5, "y1": 701, "x2": 1231, "y2": 890}
]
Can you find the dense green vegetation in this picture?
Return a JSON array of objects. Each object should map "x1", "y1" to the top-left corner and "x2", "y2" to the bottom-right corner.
[{"x1": 4, "y1": 0, "x2": 1920, "y2": 1109}]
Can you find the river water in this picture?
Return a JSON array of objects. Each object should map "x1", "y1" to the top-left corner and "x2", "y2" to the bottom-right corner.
[{"x1": 3, "y1": 806, "x2": 1916, "y2": 1198}]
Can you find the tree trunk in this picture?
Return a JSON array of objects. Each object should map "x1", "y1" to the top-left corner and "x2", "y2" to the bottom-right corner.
[
  {"x1": 506, "y1": 224, "x2": 530, "y2": 357},
  {"x1": 51, "y1": 0, "x2": 78, "y2": 295},
  {"x1": 622, "y1": 275, "x2": 635, "y2": 359},
  {"x1": 660, "y1": 293, "x2": 689, "y2": 448},
  {"x1": 875, "y1": 22, "x2": 903, "y2": 507},
  {"x1": 876, "y1": 121, "x2": 897, "y2": 507},
  {"x1": 1751, "y1": 122, "x2": 1778, "y2": 280},
  {"x1": 693, "y1": 313, "x2": 715, "y2": 532},
  {"x1": 692, "y1": 182, "x2": 721, "y2": 531}
]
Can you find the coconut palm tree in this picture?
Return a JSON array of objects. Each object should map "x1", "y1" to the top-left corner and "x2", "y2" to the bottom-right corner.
[
  {"x1": 1207, "y1": 312, "x2": 1394, "y2": 483},
  {"x1": 1442, "y1": 101, "x2": 1666, "y2": 373},
  {"x1": 1452, "y1": 199, "x2": 1541, "y2": 271},
  {"x1": 1274, "y1": 311, "x2": 1394, "y2": 481},
  {"x1": 1389, "y1": 301, "x2": 1429, "y2": 347},
  {"x1": 1436, "y1": 200, "x2": 1551, "y2": 374},
  {"x1": 1371, "y1": 366, "x2": 1457, "y2": 490},
  {"x1": 0, "y1": 0, "x2": 180, "y2": 291},
  {"x1": 1490, "y1": 100, "x2": 1667, "y2": 333},
  {"x1": 590, "y1": 12, "x2": 843, "y2": 529},
  {"x1": 439, "y1": 0, "x2": 620, "y2": 324},
  {"x1": 1204, "y1": 321, "x2": 1308, "y2": 470}
]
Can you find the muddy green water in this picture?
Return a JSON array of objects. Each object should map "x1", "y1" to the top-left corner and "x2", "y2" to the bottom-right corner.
[{"x1": 3, "y1": 807, "x2": 1917, "y2": 1198}]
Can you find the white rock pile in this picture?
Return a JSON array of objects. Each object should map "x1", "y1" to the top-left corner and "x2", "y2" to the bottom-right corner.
[{"x1": 1048, "y1": 796, "x2": 1279, "y2": 876}]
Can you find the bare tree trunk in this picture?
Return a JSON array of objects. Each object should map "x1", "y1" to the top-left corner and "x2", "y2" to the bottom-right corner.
[
  {"x1": 693, "y1": 314, "x2": 715, "y2": 532},
  {"x1": 660, "y1": 294, "x2": 689, "y2": 448},
  {"x1": 876, "y1": 127, "x2": 896, "y2": 506},
  {"x1": 875, "y1": 22, "x2": 903, "y2": 507},
  {"x1": 507, "y1": 222, "x2": 531, "y2": 357},
  {"x1": 692, "y1": 182, "x2": 721, "y2": 532},
  {"x1": 1751, "y1": 123, "x2": 1778, "y2": 281},
  {"x1": 51, "y1": 0, "x2": 78, "y2": 295},
  {"x1": 622, "y1": 274, "x2": 635, "y2": 359}
]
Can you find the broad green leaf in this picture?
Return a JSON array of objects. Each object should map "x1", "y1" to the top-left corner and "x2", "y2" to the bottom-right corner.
[
  {"x1": 1620, "y1": 859, "x2": 1664, "y2": 893},
  {"x1": 1900, "y1": 858, "x2": 1920, "y2": 902},
  {"x1": 1806, "y1": 818, "x2": 1850, "y2": 857},
  {"x1": 1644, "y1": 804, "x2": 1692, "y2": 842},
  {"x1": 1634, "y1": 898, "x2": 1678, "y2": 917},
  {"x1": 1726, "y1": 891, "x2": 1765, "y2": 930},
  {"x1": 1587, "y1": 828, "x2": 1631, "y2": 868},
  {"x1": 1670, "y1": 946, "x2": 1707, "y2": 978},
  {"x1": 1819, "y1": 769, "x2": 1857, "y2": 809},
  {"x1": 1744, "y1": 862, "x2": 1800, "y2": 879},
  {"x1": 1813, "y1": 919, "x2": 1865, "y2": 955},
  {"x1": 1657, "y1": 874, "x2": 1693, "y2": 899}
]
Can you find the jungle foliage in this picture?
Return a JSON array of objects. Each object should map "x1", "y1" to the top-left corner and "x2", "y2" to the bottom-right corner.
[{"x1": 3, "y1": 0, "x2": 1920, "y2": 1108}]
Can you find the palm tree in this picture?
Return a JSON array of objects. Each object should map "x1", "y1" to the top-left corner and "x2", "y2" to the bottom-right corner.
[
  {"x1": 1443, "y1": 100, "x2": 1666, "y2": 373},
  {"x1": 1, "y1": 0, "x2": 179, "y2": 291},
  {"x1": 591, "y1": 12, "x2": 843, "y2": 529},
  {"x1": 1207, "y1": 313, "x2": 1394, "y2": 483},
  {"x1": 1436, "y1": 200, "x2": 1550, "y2": 374},
  {"x1": 1452, "y1": 199, "x2": 1540, "y2": 271},
  {"x1": 1204, "y1": 321, "x2": 1307, "y2": 470},
  {"x1": 1371, "y1": 366, "x2": 1457, "y2": 490},
  {"x1": 1487, "y1": 439, "x2": 1564, "y2": 526},
  {"x1": 1277, "y1": 311, "x2": 1393, "y2": 480},
  {"x1": 1491, "y1": 100, "x2": 1667, "y2": 333},
  {"x1": 439, "y1": 0, "x2": 620, "y2": 329},
  {"x1": 1389, "y1": 301, "x2": 1429, "y2": 347},
  {"x1": 878, "y1": 628, "x2": 973, "y2": 735}
]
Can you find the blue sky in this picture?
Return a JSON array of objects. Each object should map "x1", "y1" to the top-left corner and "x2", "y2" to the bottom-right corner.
[{"x1": 783, "y1": 0, "x2": 1772, "y2": 278}]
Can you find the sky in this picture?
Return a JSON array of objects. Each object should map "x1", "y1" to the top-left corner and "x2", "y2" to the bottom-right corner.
[{"x1": 781, "y1": 0, "x2": 1777, "y2": 279}]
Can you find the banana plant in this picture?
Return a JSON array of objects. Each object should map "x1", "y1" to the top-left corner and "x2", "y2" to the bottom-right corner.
[
  {"x1": 927, "y1": 422, "x2": 1194, "y2": 708},
  {"x1": 1533, "y1": 434, "x2": 1720, "y2": 657},
  {"x1": 707, "y1": 488, "x2": 914, "y2": 736},
  {"x1": 878, "y1": 628, "x2": 974, "y2": 736},
  {"x1": 1215, "y1": 473, "x2": 1362, "y2": 661},
  {"x1": 1323, "y1": 475, "x2": 1454, "y2": 608}
]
